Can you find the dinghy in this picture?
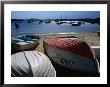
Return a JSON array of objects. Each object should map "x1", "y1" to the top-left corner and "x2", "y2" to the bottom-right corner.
[
  {"x1": 11, "y1": 51, "x2": 56, "y2": 77},
  {"x1": 11, "y1": 35, "x2": 40, "y2": 52},
  {"x1": 71, "y1": 21, "x2": 81, "y2": 26},
  {"x1": 43, "y1": 38, "x2": 100, "y2": 75}
]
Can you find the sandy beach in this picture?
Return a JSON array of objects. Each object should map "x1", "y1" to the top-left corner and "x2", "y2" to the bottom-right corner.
[
  {"x1": 41, "y1": 32, "x2": 100, "y2": 77},
  {"x1": 35, "y1": 32, "x2": 100, "y2": 53},
  {"x1": 11, "y1": 32, "x2": 100, "y2": 77}
]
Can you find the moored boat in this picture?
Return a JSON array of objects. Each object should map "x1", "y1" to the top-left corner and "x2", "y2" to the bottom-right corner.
[
  {"x1": 45, "y1": 20, "x2": 51, "y2": 23},
  {"x1": 43, "y1": 38, "x2": 100, "y2": 75},
  {"x1": 15, "y1": 23, "x2": 19, "y2": 28},
  {"x1": 71, "y1": 21, "x2": 81, "y2": 26},
  {"x1": 39, "y1": 20, "x2": 43, "y2": 24},
  {"x1": 56, "y1": 21, "x2": 63, "y2": 25}
]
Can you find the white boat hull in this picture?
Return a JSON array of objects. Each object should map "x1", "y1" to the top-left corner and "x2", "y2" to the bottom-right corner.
[
  {"x1": 91, "y1": 46, "x2": 100, "y2": 61},
  {"x1": 11, "y1": 51, "x2": 56, "y2": 77},
  {"x1": 44, "y1": 43, "x2": 100, "y2": 74}
]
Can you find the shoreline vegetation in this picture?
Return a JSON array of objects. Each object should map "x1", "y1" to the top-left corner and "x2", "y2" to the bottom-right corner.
[{"x1": 35, "y1": 32, "x2": 100, "y2": 53}]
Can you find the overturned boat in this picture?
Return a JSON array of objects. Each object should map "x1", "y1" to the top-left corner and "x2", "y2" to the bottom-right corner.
[
  {"x1": 11, "y1": 51, "x2": 56, "y2": 77},
  {"x1": 11, "y1": 35, "x2": 40, "y2": 53},
  {"x1": 43, "y1": 38, "x2": 100, "y2": 75}
]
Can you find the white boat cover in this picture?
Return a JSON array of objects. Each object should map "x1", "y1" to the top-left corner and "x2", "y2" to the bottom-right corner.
[{"x1": 11, "y1": 51, "x2": 56, "y2": 77}]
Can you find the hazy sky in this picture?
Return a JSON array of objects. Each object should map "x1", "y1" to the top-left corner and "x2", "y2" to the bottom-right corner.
[{"x1": 11, "y1": 11, "x2": 100, "y2": 19}]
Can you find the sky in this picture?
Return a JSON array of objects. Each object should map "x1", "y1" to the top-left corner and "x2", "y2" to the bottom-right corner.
[{"x1": 11, "y1": 11, "x2": 100, "y2": 19}]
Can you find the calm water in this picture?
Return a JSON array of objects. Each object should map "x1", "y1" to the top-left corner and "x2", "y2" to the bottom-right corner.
[{"x1": 11, "y1": 21, "x2": 100, "y2": 37}]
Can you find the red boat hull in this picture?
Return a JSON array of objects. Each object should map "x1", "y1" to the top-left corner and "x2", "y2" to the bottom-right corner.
[{"x1": 43, "y1": 38, "x2": 100, "y2": 75}]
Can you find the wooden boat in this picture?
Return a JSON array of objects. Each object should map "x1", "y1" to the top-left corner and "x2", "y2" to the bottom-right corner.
[
  {"x1": 43, "y1": 38, "x2": 100, "y2": 74},
  {"x1": 11, "y1": 51, "x2": 56, "y2": 77},
  {"x1": 11, "y1": 35, "x2": 40, "y2": 52}
]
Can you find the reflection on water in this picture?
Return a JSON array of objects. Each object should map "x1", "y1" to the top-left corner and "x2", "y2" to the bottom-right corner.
[{"x1": 11, "y1": 21, "x2": 100, "y2": 37}]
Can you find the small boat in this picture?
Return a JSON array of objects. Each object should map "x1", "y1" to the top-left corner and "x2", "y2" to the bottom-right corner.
[
  {"x1": 27, "y1": 20, "x2": 32, "y2": 23},
  {"x1": 39, "y1": 20, "x2": 43, "y2": 24},
  {"x1": 56, "y1": 21, "x2": 63, "y2": 25},
  {"x1": 43, "y1": 38, "x2": 100, "y2": 74},
  {"x1": 71, "y1": 21, "x2": 81, "y2": 26},
  {"x1": 45, "y1": 20, "x2": 51, "y2": 23},
  {"x1": 28, "y1": 21, "x2": 31, "y2": 23},
  {"x1": 11, "y1": 35, "x2": 40, "y2": 52},
  {"x1": 11, "y1": 51, "x2": 56, "y2": 77},
  {"x1": 61, "y1": 21, "x2": 67, "y2": 23},
  {"x1": 15, "y1": 23, "x2": 19, "y2": 28}
]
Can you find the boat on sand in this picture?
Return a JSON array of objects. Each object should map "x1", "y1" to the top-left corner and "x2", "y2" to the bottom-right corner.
[
  {"x1": 11, "y1": 51, "x2": 56, "y2": 77},
  {"x1": 43, "y1": 37, "x2": 100, "y2": 75},
  {"x1": 11, "y1": 35, "x2": 40, "y2": 52}
]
